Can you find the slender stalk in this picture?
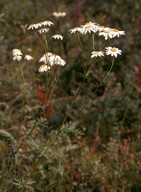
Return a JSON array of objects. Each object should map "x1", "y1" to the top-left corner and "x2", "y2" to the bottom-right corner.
[
  {"x1": 81, "y1": 57, "x2": 115, "y2": 111},
  {"x1": 18, "y1": 62, "x2": 25, "y2": 83},
  {"x1": 92, "y1": 33, "x2": 95, "y2": 50},
  {"x1": 13, "y1": 119, "x2": 37, "y2": 155},
  {"x1": 59, "y1": 61, "x2": 94, "y2": 131},
  {"x1": 34, "y1": 31, "x2": 46, "y2": 50},
  {"x1": 44, "y1": 35, "x2": 48, "y2": 52}
]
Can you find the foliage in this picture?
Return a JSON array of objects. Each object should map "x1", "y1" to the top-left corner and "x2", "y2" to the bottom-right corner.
[{"x1": 0, "y1": 0, "x2": 141, "y2": 191}]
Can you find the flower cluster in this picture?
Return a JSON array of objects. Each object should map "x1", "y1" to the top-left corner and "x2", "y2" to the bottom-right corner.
[
  {"x1": 13, "y1": 49, "x2": 23, "y2": 61},
  {"x1": 12, "y1": 49, "x2": 33, "y2": 61},
  {"x1": 91, "y1": 47, "x2": 122, "y2": 58},
  {"x1": 38, "y1": 52, "x2": 66, "y2": 72},
  {"x1": 69, "y1": 21, "x2": 125, "y2": 39},
  {"x1": 69, "y1": 21, "x2": 124, "y2": 58},
  {"x1": 27, "y1": 20, "x2": 54, "y2": 34}
]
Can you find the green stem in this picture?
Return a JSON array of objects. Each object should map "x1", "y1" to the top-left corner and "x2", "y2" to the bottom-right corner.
[
  {"x1": 13, "y1": 119, "x2": 37, "y2": 155},
  {"x1": 59, "y1": 62, "x2": 94, "y2": 131},
  {"x1": 81, "y1": 57, "x2": 115, "y2": 111},
  {"x1": 34, "y1": 31, "x2": 46, "y2": 50},
  {"x1": 92, "y1": 33, "x2": 95, "y2": 50},
  {"x1": 18, "y1": 62, "x2": 25, "y2": 83}
]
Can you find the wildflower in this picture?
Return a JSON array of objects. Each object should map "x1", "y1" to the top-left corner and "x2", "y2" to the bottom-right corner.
[
  {"x1": 53, "y1": 12, "x2": 67, "y2": 18},
  {"x1": 37, "y1": 84, "x2": 52, "y2": 121},
  {"x1": 12, "y1": 49, "x2": 23, "y2": 61},
  {"x1": 39, "y1": 52, "x2": 66, "y2": 66},
  {"x1": 111, "y1": 28, "x2": 125, "y2": 38},
  {"x1": 99, "y1": 27, "x2": 113, "y2": 40},
  {"x1": 28, "y1": 20, "x2": 54, "y2": 30},
  {"x1": 69, "y1": 27, "x2": 81, "y2": 34},
  {"x1": 27, "y1": 23, "x2": 41, "y2": 30},
  {"x1": 40, "y1": 20, "x2": 54, "y2": 27},
  {"x1": 39, "y1": 52, "x2": 54, "y2": 64},
  {"x1": 97, "y1": 25, "x2": 105, "y2": 32},
  {"x1": 81, "y1": 22, "x2": 98, "y2": 35},
  {"x1": 105, "y1": 47, "x2": 122, "y2": 57},
  {"x1": 24, "y1": 55, "x2": 33, "y2": 61},
  {"x1": 38, "y1": 64, "x2": 50, "y2": 72},
  {"x1": 91, "y1": 51, "x2": 104, "y2": 58},
  {"x1": 13, "y1": 55, "x2": 22, "y2": 61},
  {"x1": 12, "y1": 49, "x2": 23, "y2": 56},
  {"x1": 38, "y1": 28, "x2": 49, "y2": 34},
  {"x1": 52, "y1": 34, "x2": 64, "y2": 40}
]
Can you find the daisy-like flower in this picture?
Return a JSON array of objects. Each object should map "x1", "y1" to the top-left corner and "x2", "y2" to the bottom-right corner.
[
  {"x1": 38, "y1": 64, "x2": 50, "y2": 72},
  {"x1": 27, "y1": 23, "x2": 42, "y2": 30},
  {"x1": 40, "y1": 20, "x2": 54, "y2": 27},
  {"x1": 69, "y1": 27, "x2": 81, "y2": 34},
  {"x1": 91, "y1": 51, "x2": 104, "y2": 58},
  {"x1": 99, "y1": 27, "x2": 113, "y2": 40},
  {"x1": 39, "y1": 52, "x2": 66, "y2": 66},
  {"x1": 12, "y1": 49, "x2": 23, "y2": 61},
  {"x1": 97, "y1": 25, "x2": 105, "y2": 32},
  {"x1": 13, "y1": 49, "x2": 23, "y2": 56},
  {"x1": 24, "y1": 55, "x2": 33, "y2": 61},
  {"x1": 52, "y1": 34, "x2": 64, "y2": 40},
  {"x1": 105, "y1": 47, "x2": 122, "y2": 57},
  {"x1": 39, "y1": 52, "x2": 54, "y2": 64},
  {"x1": 13, "y1": 55, "x2": 22, "y2": 61},
  {"x1": 111, "y1": 28, "x2": 125, "y2": 38},
  {"x1": 53, "y1": 12, "x2": 67, "y2": 18},
  {"x1": 81, "y1": 22, "x2": 99, "y2": 35},
  {"x1": 38, "y1": 28, "x2": 49, "y2": 34}
]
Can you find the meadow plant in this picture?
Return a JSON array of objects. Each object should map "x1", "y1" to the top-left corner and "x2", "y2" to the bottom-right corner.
[{"x1": 2, "y1": 4, "x2": 141, "y2": 191}]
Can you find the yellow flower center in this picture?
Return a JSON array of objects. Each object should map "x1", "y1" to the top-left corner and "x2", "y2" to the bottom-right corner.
[
  {"x1": 85, "y1": 22, "x2": 91, "y2": 25},
  {"x1": 110, "y1": 48, "x2": 117, "y2": 52},
  {"x1": 99, "y1": 25, "x2": 105, "y2": 28},
  {"x1": 84, "y1": 24, "x2": 91, "y2": 28},
  {"x1": 41, "y1": 64, "x2": 46, "y2": 67},
  {"x1": 113, "y1": 29, "x2": 119, "y2": 32},
  {"x1": 104, "y1": 30, "x2": 110, "y2": 33}
]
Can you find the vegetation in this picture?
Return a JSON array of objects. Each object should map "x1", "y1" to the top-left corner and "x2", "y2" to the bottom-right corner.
[{"x1": 0, "y1": 1, "x2": 141, "y2": 191}]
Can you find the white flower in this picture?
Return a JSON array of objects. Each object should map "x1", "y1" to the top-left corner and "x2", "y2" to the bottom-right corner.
[
  {"x1": 28, "y1": 20, "x2": 53, "y2": 30},
  {"x1": 97, "y1": 25, "x2": 105, "y2": 32},
  {"x1": 24, "y1": 55, "x2": 33, "y2": 61},
  {"x1": 91, "y1": 51, "x2": 104, "y2": 58},
  {"x1": 38, "y1": 28, "x2": 49, "y2": 34},
  {"x1": 52, "y1": 34, "x2": 64, "y2": 40},
  {"x1": 81, "y1": 23, "x2": 98, "y2": 35},
  {"x1": 105, "y1": 47, "x2": 122, "y2": 57},
  {"x1": 99, "y1": 27, "x2": 113, "y2": 40},
  {"x1": 12, "y1": 49, "x2": 23, "y2": 56},
  {"x1": 111, "y1": 28, "x2": 125, "y2": 38},
  {"x1": 13, "y1": 55, "x2": 22, "y2": 61},
  {"x1": 39, "y1": 52, "x2": 66, "y2": 66},
  {"x1": 38, "y1": 64, "x2": 50, "y2": 72},
  {"x1": 69, "y1": 27, "x2": 81, "y2": 34},
  {"x1": 39, "y1": 52, "x2": 54, "y2": 64},
  {"x1": 12, "y1": 49, "x2": 23, "y2": 61},
  {"x1": 53, "y1": 12, "x2": 67, "y2": 18},
  {"x1": 27, "y1": 23, "x2": 42, "y2": 30},
  {"x1": 40, "y1": 20, "x2": 54, "y2": 27}
]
